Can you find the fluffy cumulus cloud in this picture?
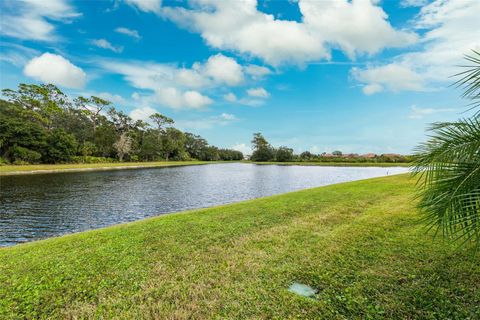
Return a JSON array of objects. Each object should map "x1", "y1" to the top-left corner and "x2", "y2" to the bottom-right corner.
[
  {"x1": 154, "y1": 87, "x2": 212, "y2": 109},
  {"x1": 100, "y1": 53, "x2": 251, "y2": 109},
  {"x1": 0, "y1": 0, "x2": 80, "y2": 41},
  {"x1": 92, "y1": 39, "x2": 123, "y2": 53},
  {"x1": 115, "y1": 27, "x2": 141, "y2": 39},
  {"x1": 223, "y1": 92, "x2": 237, "y2": 102},
  {"x1": 124, "y1": 0, "x2": 162, "y2": 14},
  {"x1": 201, "y1": 54, "x2": 244, "y2": 86},
  {"x1": 351, "y1": 64, "x2": 426, "y2": 95},
  {"x1": 244, "y1": 64, "x2": 272, "y2": 79},
  {"x1": 352, "y1": 0, "x2": 480, "y2": 94},
  {"x1": 23, "y1": 53, "x2": 86, "y2": 89},
  {"x1": 247, "y1": 87, "x2": 270, "y2": 98},
  {"x1": 129, "y1": 106, "x2": 157, "y2": 122},
  {"x1": 162, "y1": 0, "x2": 417, "y2": 66}
]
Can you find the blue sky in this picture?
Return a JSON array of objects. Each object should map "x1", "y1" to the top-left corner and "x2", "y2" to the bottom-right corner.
[{"x1": 1, "y1": 0, "x2": 479, "y2": 155}]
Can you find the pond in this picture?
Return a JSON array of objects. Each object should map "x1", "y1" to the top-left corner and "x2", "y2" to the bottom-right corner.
[{"x1": 0, "y1": 163, "x2": 409, "y2": 246}]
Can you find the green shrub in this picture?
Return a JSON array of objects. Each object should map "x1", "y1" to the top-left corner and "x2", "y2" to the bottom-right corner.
[
  {"x1": 9, "y1": 146, "x2": 42, "y2": 164},
  {"x1": 71, "y1": 156, "x2": 115, "y2": 164},
  {"x1": 0, "y1": 156, "x2": 10, "y2": 165}
]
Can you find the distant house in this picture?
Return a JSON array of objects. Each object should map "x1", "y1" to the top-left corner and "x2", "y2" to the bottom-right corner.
[
  {"x1": 382, "y1": 153, "x2": 401, "y2": 158},
  {"x1": 321, "y1": 153, "x2": 334, "y2": 158},
  {"x1": 362, "y1": 153, "x2": 377, "y2": 159}
]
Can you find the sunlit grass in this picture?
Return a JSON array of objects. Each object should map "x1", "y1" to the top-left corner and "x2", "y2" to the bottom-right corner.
[
  {"x1": 0, "y1": 161, "x2": 214, "y2": 174},
  {"x1": 1, "y1": 174, "x2": 478, "y2": 319}
]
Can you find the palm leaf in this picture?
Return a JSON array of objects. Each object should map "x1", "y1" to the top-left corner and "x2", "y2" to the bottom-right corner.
[{"x1": 414, "y1": 51, "x2": 480, "y2": 248}]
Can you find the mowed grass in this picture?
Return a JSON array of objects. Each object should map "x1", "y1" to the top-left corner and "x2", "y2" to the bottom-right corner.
[
  {"x1": 1, "y1": 175, "x2": 479, "y2": 319},
  {"x1": 0, "y1": 161, "x2": 212, "y2": 175}
]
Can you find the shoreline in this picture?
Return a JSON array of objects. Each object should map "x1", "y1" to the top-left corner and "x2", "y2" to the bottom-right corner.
[
  {"x1": 0, "y1": 160, "x2": 411, "y2": 176},
  {"x1": 1, "y1": 174, "x2": 478, "y2": 318}
]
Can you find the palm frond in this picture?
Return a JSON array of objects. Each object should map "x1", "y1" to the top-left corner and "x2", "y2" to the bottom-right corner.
[
  {"x1": 453, "y1": 50, "x2": 480, "y2": 115},
  {"x1": 413, "y1": 117, "x2": 480, "y2": 246}
]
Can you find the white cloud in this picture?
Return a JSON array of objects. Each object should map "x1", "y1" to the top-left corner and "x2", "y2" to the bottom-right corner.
[
  {"x1": 352, "y1": 0, "x2": 480, "y2": 94},
  {"x1": 129, "y1": 106, "x2": 157, "y2": 122},
  {"x1": 400, "y1": 0, "x2": 429, "y2": 8},
  {"x1": 232, "y1": 143, "x2": 252, "y2": 155},
  {"x1": 0, "y1": 0, "x2": 80, "y2": 41},
  {"x1": 176, "y1": 113, "x2": 238, "y2": 130},
  {"x1": 154, "y1": 87, "x2": 212, "y2": 109},
  {"x1": 125, "y1": 0, "x2": 162, "y2": 14},
  {"x1": 224, "y1": 92, "x2": 237, "y2": 102},
  {"x1": 95, "y1": 92, "x2": 127, "y2": 105},
  {"x1": 24, "y1": 53, "x2": 86, "y2": 89},
  {"x1": 92, "y1": 39, "x2": 123, "y2": 53},
  {"x1": 351, "y1": 64, "x2": 426, "y2": 94},
  {"x1": 101, "y1": 54, "x2": 245, "y2": 91},
  {"x1": 247, "y1": 87, "x2": 270, "y2": 98},
  {"x1": 115, "y1": 27, "x2": 141, "y2": 39},
  {"x1": 408, "y1": 105, "x2": 456, "y2": 119},
  {"x1": 201, "y1": 54, "x2": 244, "y2": 85},
  {"x1": 244, "y1": 64, "x2": 272, "y2": 79},
  {"x1": 162, "y1": 0, "x2": 417, "y2": 66},
  {"x1": 0, "y1": 43, "x2": 40, "y2": 67},
  {"x1": 219, "y1": 113, "x2": 237, "y2": 120},
  {"x1": 99, "y1": 54, "x2": 255, "y2": 109}
]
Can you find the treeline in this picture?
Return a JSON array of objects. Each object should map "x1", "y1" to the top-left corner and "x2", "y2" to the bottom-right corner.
[
  {"x1": 250, "y1": 133, "x2": 412, "y2": 163},
  {"x1": 0, "y1": 84, "x2": 243, "y2": 164}
]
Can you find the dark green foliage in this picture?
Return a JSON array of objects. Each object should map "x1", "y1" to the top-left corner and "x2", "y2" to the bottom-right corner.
[
  {"x1": 251, "y1": 132, "x2": 276, "y2": 161},
  {"x1": 10, "y1": 146, "x2": 42, "y2": 164},
  {"x1": 44, "y1": 129, "x2": 78, "y2": 163},
  {"x1": 0, "y1": 83, "x2": 243, "y2": 164},
  {"x1": 275, "y1": 146, "x2": 294, "y2": 162},
  {"x1": 414, "y1": 50, "x2": 480, "y2": 247}
]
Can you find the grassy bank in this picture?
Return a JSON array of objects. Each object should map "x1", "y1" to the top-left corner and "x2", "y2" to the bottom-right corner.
[
  {"x1": 1, "y1": 174, "x2": 479, "y2": 319},
  {"x1": 0, "y1": 161, "x2": 213, "y2": 175},
  {"x1": 249, "y1": 161, "x2": 412, "y2": 167}
]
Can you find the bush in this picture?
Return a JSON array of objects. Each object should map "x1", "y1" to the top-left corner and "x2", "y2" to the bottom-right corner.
[
  {"x1": 0, "y1": 156, "x2": 10, "y2": 165},
  {"x1": 44, "y1": 129, "x2": 78, "y2": 163},
  {"x1": 275, "y1": 146, "x2": 294, "y2": 162},
  {"x1": 71, "y1": 156, "x2": 114, "y2": 164},
  {"x1": 9, "y1": 146, "x2": 42, "y2": 164}
]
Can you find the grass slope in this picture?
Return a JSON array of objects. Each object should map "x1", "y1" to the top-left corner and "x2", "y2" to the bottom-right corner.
[
  {"x1": 1, "y1": 175, "x2": 478, "y2": 319},
  {"x1": 0, "y1": 161, "x2": 212, "y2": 175}
]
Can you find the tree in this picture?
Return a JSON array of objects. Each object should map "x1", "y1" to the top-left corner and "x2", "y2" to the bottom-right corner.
[
  {"x1": 413, "y1": 50, "x2": 480, "y2": 247},
  {"x1": 2, "y1": 83, "x2": 70, "y2": 131},
  {"x1": 300, "y1": 151, "x2": 313, "y2": 161},
  {"x1": 250, "y1": 133, "x2": 275, "y2": 161},
  {"x1": 162, "y1": 127, "x2": 187, "y2": 160},
  {"x1": 184, "y1": 133, "x2": 208, "y2": 159},
  {"x1": 74, "y1": 96, "x2": 111, "y2": 140},
  {"x1": 275, "y1": 146, "x2": 294, "y2": 162},
  {"x1": 332, "y1": 150, "x2": 342, "y2": 157},
  {"x1": 113, "y1": 132, "x2": 133, "y2": 162},
  {"x1": 150, "y1": 113, "x2": 174, "y2": 133},
  {"x1": 44, "y1": 129, "x2": 78, "y2": 163}
]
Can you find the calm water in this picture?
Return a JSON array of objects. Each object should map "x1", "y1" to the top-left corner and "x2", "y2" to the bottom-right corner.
[{"x1": 0, "y1": 163, "x2": 408, "y2": 246}]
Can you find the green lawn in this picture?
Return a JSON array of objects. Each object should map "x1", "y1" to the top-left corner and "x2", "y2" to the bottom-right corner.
[
  {"x1": 1, "y1": 174, "x2": 478, "y2": 319},
  {"x1": 0, "y1": 161, "x2": 212, "y2": 175}
]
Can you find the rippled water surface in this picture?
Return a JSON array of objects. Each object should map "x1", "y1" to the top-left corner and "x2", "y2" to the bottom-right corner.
[{"x1": 0, "y1": 163, "x2": 408, "y2": 246}]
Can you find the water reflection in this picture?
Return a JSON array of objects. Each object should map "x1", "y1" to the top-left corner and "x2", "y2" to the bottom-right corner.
[{"x1": 0, "y1": 163, "x2": 408, "y2": 246}]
